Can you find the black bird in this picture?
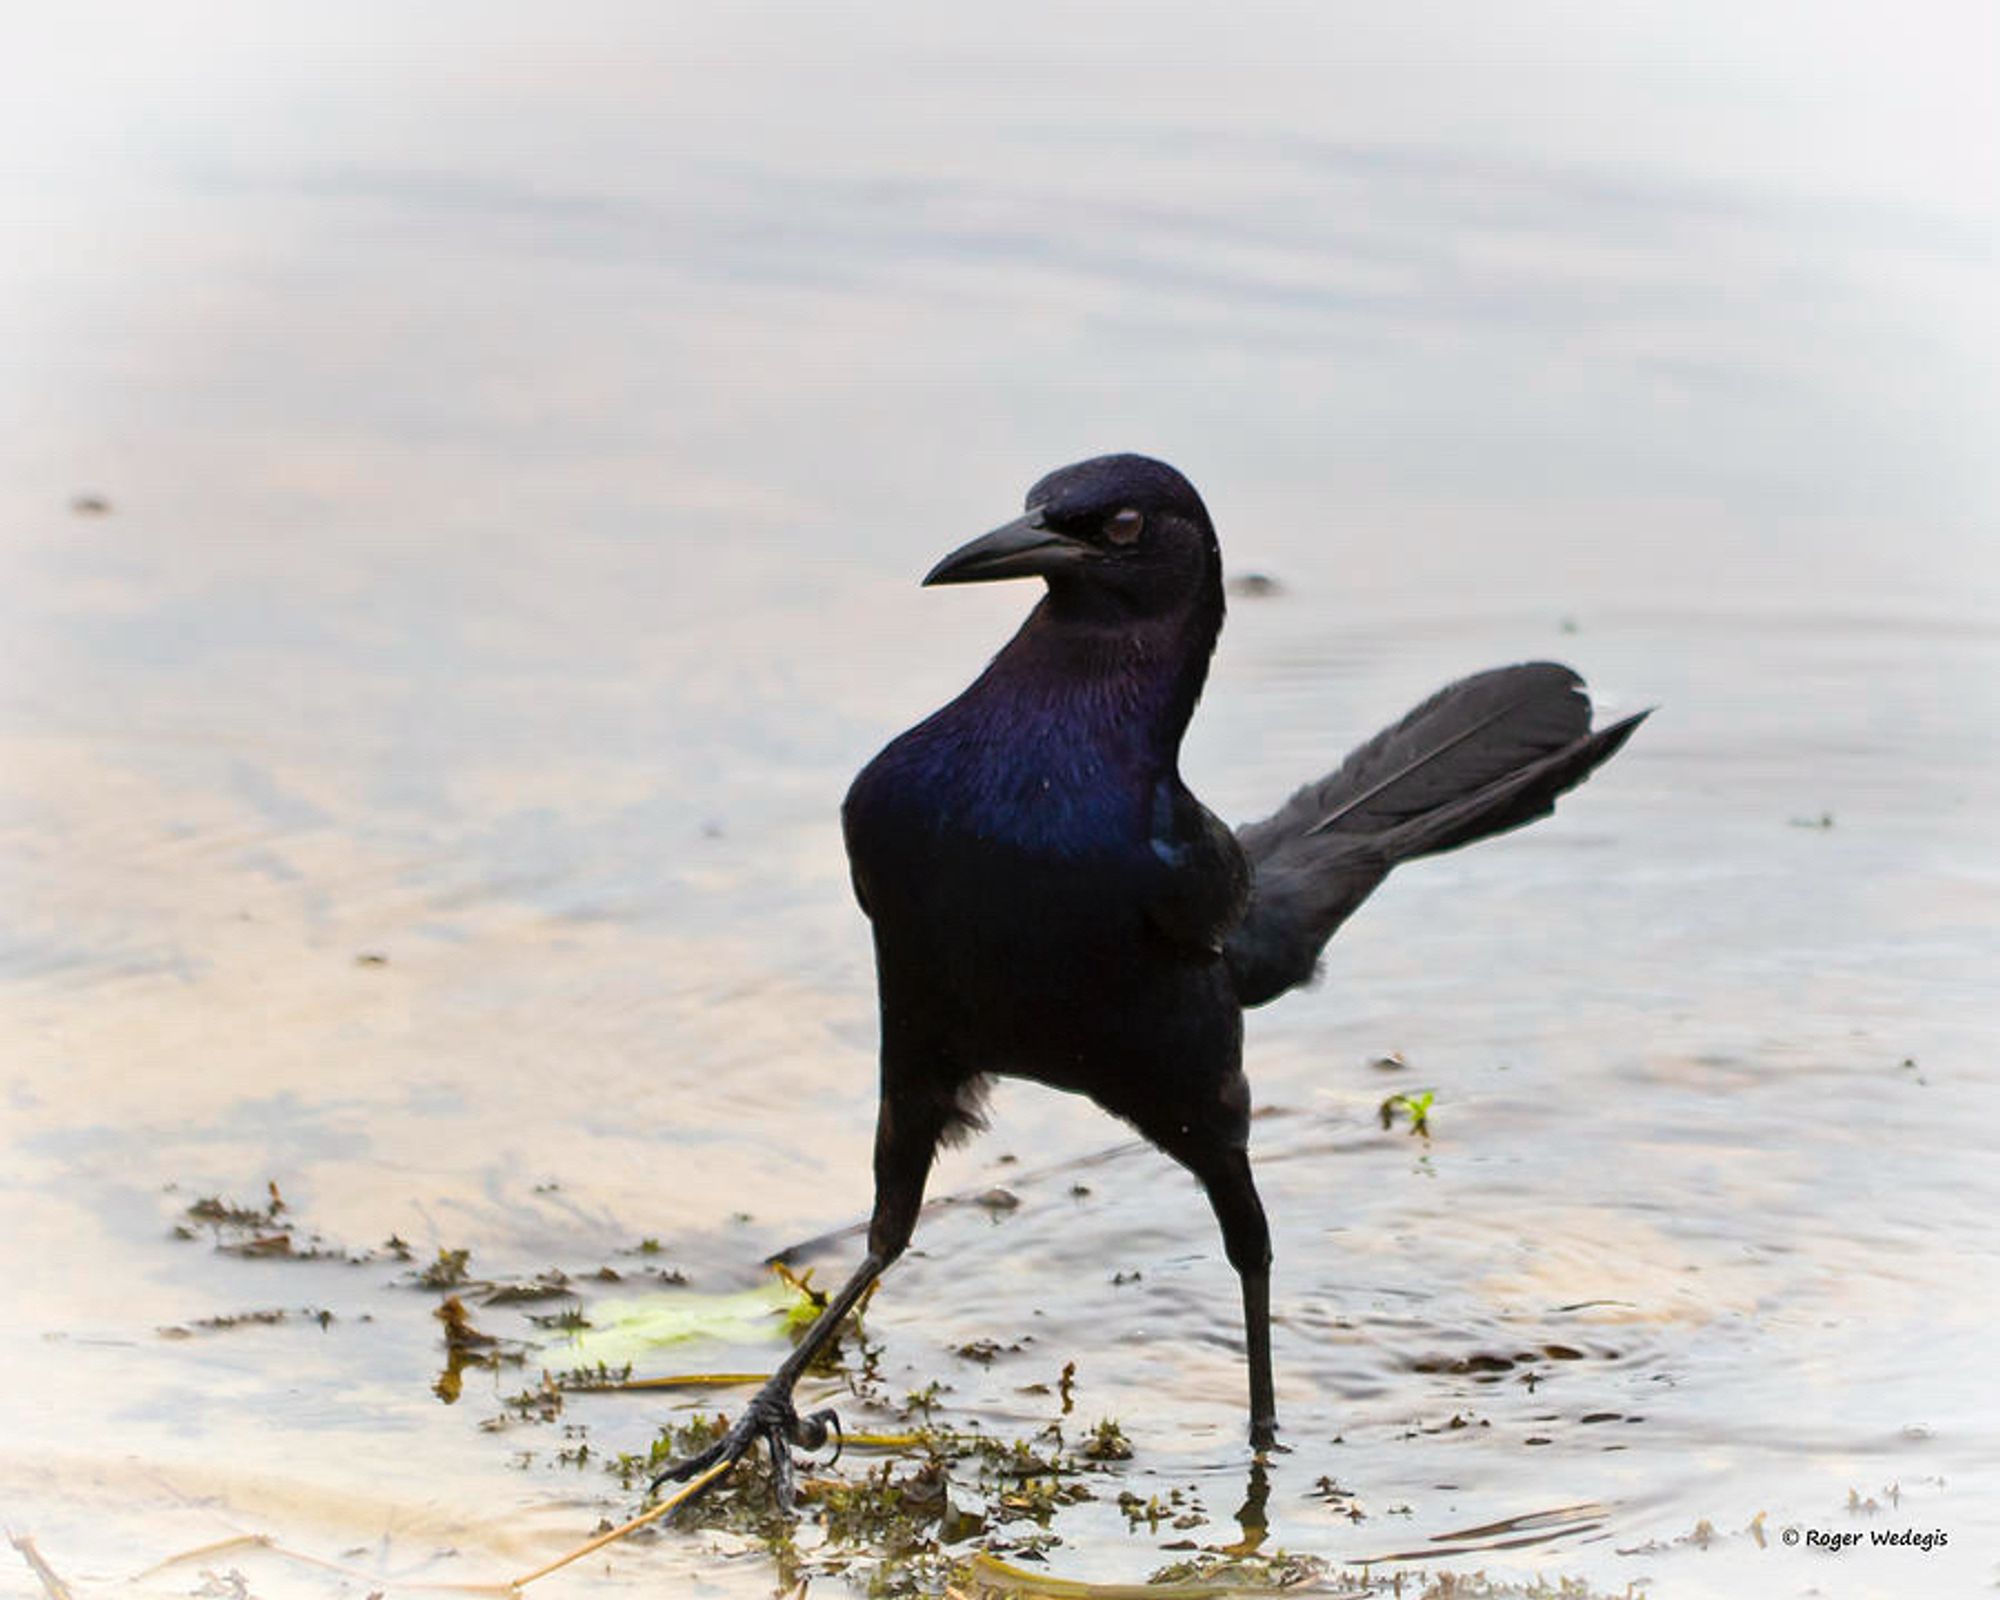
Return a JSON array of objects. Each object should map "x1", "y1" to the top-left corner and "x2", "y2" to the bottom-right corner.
[{"x1": 660, "y1": 453, "x2": 1646, "y2": 1503}]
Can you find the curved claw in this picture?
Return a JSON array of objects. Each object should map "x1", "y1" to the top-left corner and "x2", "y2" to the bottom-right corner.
[{"x1": 798, "y1": 1407, "x2": 843, "y2": 1467}]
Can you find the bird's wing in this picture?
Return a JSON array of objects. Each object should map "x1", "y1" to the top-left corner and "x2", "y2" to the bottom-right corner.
[{"x1": 1140, "y1": 778, "x2": 1251, "y2": 957}]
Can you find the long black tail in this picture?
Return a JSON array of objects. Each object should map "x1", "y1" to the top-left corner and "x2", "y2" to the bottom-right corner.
[{"x1": 1224, "y1": 662, "x2": 1648, "y2": 1007}]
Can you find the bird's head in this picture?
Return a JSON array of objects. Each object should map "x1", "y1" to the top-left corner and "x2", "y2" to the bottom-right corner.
[{"x1": 924, "y1": 454, "x2": 1221, "y2": 623}]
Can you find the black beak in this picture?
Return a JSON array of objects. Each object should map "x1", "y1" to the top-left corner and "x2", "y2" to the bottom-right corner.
[{"x1": 922, "y1": 508, "x2": 1094, "y2": 587}]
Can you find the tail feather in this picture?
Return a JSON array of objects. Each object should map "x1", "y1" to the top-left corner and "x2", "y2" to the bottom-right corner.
[{"x1": 1225, "y1": 663, "x2": 1648, "y2": 1008}]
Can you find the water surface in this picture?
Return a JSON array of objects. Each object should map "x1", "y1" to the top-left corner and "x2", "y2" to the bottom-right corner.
[{"x1": 5, "y1": 8, "x2": 1997, "y2": 1597}]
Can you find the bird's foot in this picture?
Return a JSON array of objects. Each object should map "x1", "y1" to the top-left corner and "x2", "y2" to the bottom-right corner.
[
  {"x1": 650, "y1": 1382, "x2": 843, "y2": 1513},
  {"x1": 1249, "y1": 1418, "x2": 1288, "y2": 1455}
]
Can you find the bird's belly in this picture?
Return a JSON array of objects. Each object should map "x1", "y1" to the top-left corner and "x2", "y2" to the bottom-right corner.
[{"x1": 868, "y1": 838, "x2": 1229, "y2": 1091}]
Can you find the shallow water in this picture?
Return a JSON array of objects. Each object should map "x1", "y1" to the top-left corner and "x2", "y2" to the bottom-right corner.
[{"x1": 5, "y1": 8, "x2": 1998, "y2": 1598}]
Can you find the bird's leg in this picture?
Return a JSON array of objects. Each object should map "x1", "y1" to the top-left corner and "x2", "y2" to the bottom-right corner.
[
  {"x1": 651, "y1": 1077, "x2": 946, "y2": 1514},
  {"x1": 1240, "y1": 1259, "x2": 1278, "y2": 1451},
  {"x1": 650, "y1": 1251, "x2": 884, "y2": 1507},
  {"x1": 1186, "y1": 1143, "x2": 1280, "y2": 1451}
]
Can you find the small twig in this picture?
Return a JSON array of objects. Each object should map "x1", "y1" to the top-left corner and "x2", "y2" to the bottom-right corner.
[
  {"x1": 512, "y1": 1456, "x2": 733, "y2": 1588},
  {"x1": 131, "y1": 1533, "x2": 275, "y2": 1578},
  {"x1": 9, "y1": 1533, "x2": 76, "y2": 1600},
  {"x1": 131, "y1": 1531, "x2": 509, "y2": 1593},
  {"x1": 832, "y1": 1429, "x2": 928, "y2": 1450}
]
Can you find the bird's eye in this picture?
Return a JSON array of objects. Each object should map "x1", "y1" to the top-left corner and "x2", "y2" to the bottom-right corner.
[{"x1": 1106, "y1": 507, "x2": 1145, "y2": 546}]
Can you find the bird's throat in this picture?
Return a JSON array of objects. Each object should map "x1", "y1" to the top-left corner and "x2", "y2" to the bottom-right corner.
[{"x1": 986, "y1": 590, "x2": 1221, "y2": 766}]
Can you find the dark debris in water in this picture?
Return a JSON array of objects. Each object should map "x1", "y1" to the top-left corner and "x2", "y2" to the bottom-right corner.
[
  {"x1": 159, "y1": 1183, "x2": 1660, "y2": 1599},
  {"x1": 172, "y1": 1182, "x2": 380, "y2": 1264},
  {"x1": 158, "y1": 1306, "x2": 337, "y2": 1338},
  {"x1": 433, "y1": 1295, "x2": 533, "y2": 1404},
  {"x1": 605, "y1": 1405, "x2": 1141, "y2": 1591},
  {"x1": 170, "y1": 1183, "x2": 453, "y2": 1272},
  {"x1": 1409, "y1": 1343, "x2": 1613, "y2": 1380},
  {"x1": 530, "y1": 1334, "x2": 1180, "y2": 1593},
  {"x1": 617, "y1": 1238, "x2": 694, "y2": 1281},
  {"x1": 415, "y1": 1247, "x2": 473, "y2": 1288},
  {"x1": 482, "y1": 1269, "x2": 575, "y2": 1304}
]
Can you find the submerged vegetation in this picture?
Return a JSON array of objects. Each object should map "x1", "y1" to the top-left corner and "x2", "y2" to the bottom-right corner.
[{"x1": 157, "y1": 1182, "x2": 1661, "y2": 1599}]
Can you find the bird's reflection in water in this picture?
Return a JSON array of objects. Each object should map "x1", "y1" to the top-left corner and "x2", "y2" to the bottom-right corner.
[{"x1": 1226, "y1": 1456, "x2": 1272, "y2": 1555}]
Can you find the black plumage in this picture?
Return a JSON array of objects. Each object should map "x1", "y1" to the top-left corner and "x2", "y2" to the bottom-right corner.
[
  {"x1": 1229, "y1": 661, "x2": 1645, "y2": 1005},
  {"x1": 659, "y1": 453, "x2": 1647, "y2": 1503}
]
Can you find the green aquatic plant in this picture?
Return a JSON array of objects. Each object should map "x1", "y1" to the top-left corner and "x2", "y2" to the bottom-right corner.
[
  {"x1": 1379, "y1": 1089, "x2": 1435, "y2": 1138},
  {"x1": 416, "y1": 1247, "x2": 473, "y2": 1288},
  {"x1": 1081, "y1": 1417, "x2": 1134, "y2": 1461},
  {"x1": 568, "y1": 1356, "x2": 1153, "y2": 1595}
]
